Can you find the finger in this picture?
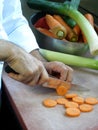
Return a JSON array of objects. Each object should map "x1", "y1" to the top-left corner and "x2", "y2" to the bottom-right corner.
[
  {"x1": 8, "y1": 72, "x2": 25, "y2": 81},
  {"x1": 8, "y1": 72, "x2": 39, "y2": 86},
  {"x1": 66, "y1": 67, "x2": 73, "y2": 82},
  {"x1": 37, "y1": 68, "x2": 49, "y2": 85},
  {"x1": 59, "y1": 69, "x2": 68, "y2": 80},
  {"x1": 22, "y1": 75, "x2": 35, "y2": 84},
  {"x1": 33, "y1": 68, "x2": 49, "y2": 85},
  {"x1": 26, "y1": 67, "x2": 48, "y2": 86}
]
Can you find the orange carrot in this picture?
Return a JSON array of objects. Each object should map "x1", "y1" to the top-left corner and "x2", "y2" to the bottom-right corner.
[
  {"x1": 45, "y1": 14, "x2": 67, "y2": 39},
  {"x1": 73, "y1": 24, "x2": 81, "y2": 36},
  {"x1": 82, "y1": 13, "x2": 94, "y2": 43},
  {"x1": 65, "y1": 107, "x2": 80, "y2": 117},
  {"x1": 43, "y1": 98, "x2": 57, "y2": 107},
  {"x1": 56, "y1": 85, "x2": 70, "y2": 96},
  {"x1": 53, "y1": 14, "x2": 78, "y2": 42},
  {"x1": 37, "y1": 27, "x2": 57, "y2": 38},
  {"x1": 84, "y1": 13, "x2": 94, "y2": 27}
]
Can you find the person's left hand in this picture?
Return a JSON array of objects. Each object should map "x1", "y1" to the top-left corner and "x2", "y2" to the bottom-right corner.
[{"x1": 43, "y1": 61, "x2": 73, "y2": 82}]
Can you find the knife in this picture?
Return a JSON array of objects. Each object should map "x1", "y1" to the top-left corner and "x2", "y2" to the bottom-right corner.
[
  {"x1": 5, "y1": 65, "x2": 89, "y2": 91},
  {"x1": 43, "y1": 76, "x2": 89, "y2": 91}
]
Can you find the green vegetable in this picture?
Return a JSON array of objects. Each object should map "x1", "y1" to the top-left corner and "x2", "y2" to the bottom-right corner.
[
  {"x1": 40, "y1": 49, "x2": 98, "y2": 70},
  {"x1": 62, "y1": 16, "x2": 76, "y2": 28},
  {"x1": 27, "y1": 0, "x2": 98, "y2": 56}
]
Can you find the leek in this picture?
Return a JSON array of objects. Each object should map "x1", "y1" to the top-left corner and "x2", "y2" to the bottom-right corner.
[
  {"x1": 27, "y1": 0, "x2": 98, "y2": 56},
  {"x1": 40, "y1": 49, "x2": 98, "y2": 70}
]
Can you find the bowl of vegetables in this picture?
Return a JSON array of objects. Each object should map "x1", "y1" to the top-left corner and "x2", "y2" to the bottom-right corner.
[{"x1": 30, "y1": 11, "x2": 96, "y2": 56}]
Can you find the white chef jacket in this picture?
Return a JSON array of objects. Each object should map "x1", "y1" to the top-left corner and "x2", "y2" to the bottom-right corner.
[{"x1": 0, "y1": 0, "x2": 39, "y2": 89}]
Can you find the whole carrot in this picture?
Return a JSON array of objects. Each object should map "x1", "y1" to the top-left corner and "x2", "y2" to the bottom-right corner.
[
  {"x1": 84, "y1": 13, "x2": 94, "y2": 27},
  {"x1": 73, "y1": 24, "x2": 81, "y2": 36},
  {"x1": 82, "y1": 13, "x2": 94, "y2": 43},
  {"x1": 45, "y1": 14, "x2": 67, "y2": 40},
  {"x1": 53, "y1": 14, "x2": 78, "y2": 42},
  {"x1": 37, "y1": 27, "x2": 57, "y2": 38}
]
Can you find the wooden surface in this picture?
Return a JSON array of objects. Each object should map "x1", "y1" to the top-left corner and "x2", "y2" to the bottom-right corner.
[{"x1": 2, "y1": 64, "x2": 98, "y2": 130}]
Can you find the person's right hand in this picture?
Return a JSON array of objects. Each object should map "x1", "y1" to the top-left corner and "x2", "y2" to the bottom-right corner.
[{"x1": 6, "y1": 45, "x2": 49, "y2": 86}]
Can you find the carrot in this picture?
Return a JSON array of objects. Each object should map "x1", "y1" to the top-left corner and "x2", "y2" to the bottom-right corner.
[
  {"x1": 79, "y1": 104, "x2": 93, "y2": 112},
  {"x1": 43, "y1": 98, "x2": 57, "y2": 107},
  {"x1": 65, "y1": 93, "x2": 78, "y2": 99},
  {"x1": 56, "y1": 98, "x2": 68, "y2": 105},
  {"x1": 73, "y1": 24, "x2": 81, "y2": 36},
  {"x1": 72, "y1": 96, "x2": 84, "y2": 105},
  {"x1": 81, "y1": 13, "x2": 94, "y2": 43},
  {"x1": 45, "y1": 14, "x2": 67, "y2": 39},
  {"x1": 84, "y1": 13, "x2": 94, "y2": 27},
  {"x1": 64, "y1": 101, "x2": 79, "y2": 108},
  {"x1": 34, "y1": 16, "x2": 49, "y2": 29},
  {"x1": 65, "y1": 107, "x2": 80, "y2": 117},
  {"x1": 85, "y1": 97, "x2": 98, "y2": 105},
  {"x1": 37, "y1": 27, "x2": 57, "y2": 38},
  {"x1": 53, "y1": 14, "x2": 78, "y2": 42},
  {"x1": 56, "y1": 85, "x2": 70, "y2": 96}
]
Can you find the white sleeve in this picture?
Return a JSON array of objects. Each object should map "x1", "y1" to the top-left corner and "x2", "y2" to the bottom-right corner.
[
  {"x1": 8, "y1": 23, "x2": 39, "y2": 52},
  {"x1": 0, "y1": 24, "x2": 8, "y2": 40},
  {"x1": 2, "y1": 0, "x2": 39, "y2": 53}
]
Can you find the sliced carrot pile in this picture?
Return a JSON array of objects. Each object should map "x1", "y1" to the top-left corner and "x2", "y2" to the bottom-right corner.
[
  {"x1": 85, "y1": 97, "x2": 98, "y2": 105},
  {"x1": 79, "y1": 104, "x2": 93, "y2": 112},
  {"x1": 42, "y1": 87, "x2": 98, "y2": 118},
  {"x1": 65, "y1": 107, "x2": 80, "y2": 117},
  {"x1": 43, "y1": 98, "x2": 57, "y2": 108}
]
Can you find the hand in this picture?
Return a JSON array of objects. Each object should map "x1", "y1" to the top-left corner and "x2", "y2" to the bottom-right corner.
[
  {"x1": 6, "y1": 46, "x2": 49, "y2": 86},
  {"x1": 44, "y1": 61, "x2": 73, "y2": 82}
]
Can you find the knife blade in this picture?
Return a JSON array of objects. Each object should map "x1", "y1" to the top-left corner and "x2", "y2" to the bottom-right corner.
[
  {"x1": 43, "y1": 77, "x2": 89, "y2": 91},
  {"x1": 43, "y1": 77, "x2": 71, "y2": 89}
]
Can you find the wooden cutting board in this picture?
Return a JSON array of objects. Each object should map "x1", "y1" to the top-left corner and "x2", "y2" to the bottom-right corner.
[{"x1": 2, "y1": 66, "x2": 98, "y2": 130}]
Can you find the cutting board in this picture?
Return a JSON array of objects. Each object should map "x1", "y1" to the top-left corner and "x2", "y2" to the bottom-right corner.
[{"x1": 2, "y1": 66, "x2": 98, "y2": 130}]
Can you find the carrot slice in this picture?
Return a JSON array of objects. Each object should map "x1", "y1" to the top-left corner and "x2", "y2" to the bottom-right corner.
[
  {"x1": 85, "y1": 97, "x2": 98, "y2": 105},
  {"x1": 79, "y1": 104, "x2": 93, "y2": 112},
  {"x1": 72, "y1": 96, "x2": 84, "y2": 105},
  {"x1": 56, "y1": 98, "x2": 68, "y2": 105},
  {"x1": 56, "y1": 85, "x2": 69, "y2": 96},
  {"x1": 64, "y1": 101, "x2": 79, "y2": 108},
  {"x1": 65, "y1": 93, "x2": 78, "y2": 99},
  {"x1": 65, "y1": 107, "x2": 80, "y2": 117},
  {"x1": 43, "y1": 98, "x2": 57, "y2": 107},
  {"x1": 45, "y1": 14, "x2": 67, "y2": 39}
]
